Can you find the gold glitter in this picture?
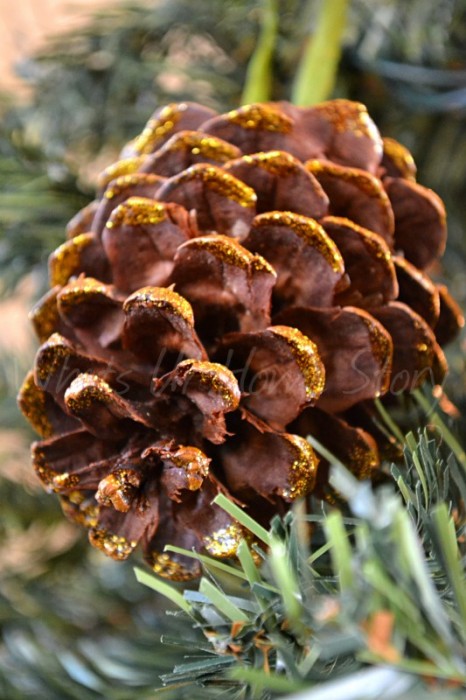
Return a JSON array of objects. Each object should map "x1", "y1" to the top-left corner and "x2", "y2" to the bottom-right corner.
[
  {"x1": 123, "y1": 286, "x2": 194, "y2": 326},
  {"x1": 203, "y1": 522, "x2": 243, "y2": 558},
  {"x1": 89, "y1": 528, "x2": 137, "y2": 560},
  {"x1": 49, "y1": 233, "x2": 95, "y2": 287},
  {"x1": 357, "y1": 310, "x2": 393, "y2": 394},
  {"x1": 98, "y1": 155, "x2": 147, "y2": 189},
  {"x1": 133, "y1": 103, "x2": 185, "y2": 155},
  {"x1": 103, "y1": 173, "x2": 162, "y2": 201},
  {"x1": 306, "y1": 160, "x2": 394, "y2": 234},
  {"x1": 29, "y1": 287, "x2": 60, "y2": 342},
  {"x1": 332, "y1": 216, "x2": 392, "y2": 261},
  {"x1": 68, "y1": 490, "x2": 86, "y2": 505},
  {"x1": 238, "y1": 150, "x2": 301, "y2": 176},
  {"x1": 33, "y1": 460, "x2": 56, "y2": 490},
  {"x1": 61, "y1": 494, "x2": 99, "y2": 528},
  {"x1": 178, "y1": 359, "x2": 241, "y2": 411},
  {"x1": 58, "y1": 278, "x2": 112, "y2": 314},
  {"x1": 17, "y1": 372, "x2": 53, "y2": 438},
  {"x1": 52, "y1": 472, "x2": 80, "y2": 490},
  {"x1": 168, "y1": 164, "x2": 256, "y2": 208},
  {"x1": 64, "y1": 374, "x2": 114, "y2": 413},
  {"x1": 165, "y1": 445, "x2": 210, "y2": 490},
  {"x1": 150, "y1": 552, "x2": 195, "y2": 581},
  {"x1": 96, "y1": 469, "x2": 141, "y2": 512},
  {"x1": 347, "y1": 443, "x2": 379, "y2": 480},
  {"x1": 184, "y1": 235, "x2": 275, "y2": 275},
  {"x1": 106, "y1": 196, "x2": 167, "y2": 229},
  {"x1": 314, "y1": 99, "x2": 381, "y2": 142},
  {"x1": 162, "y1": 131, "x2": 241, "y2": 162},
  {"x1": 32, "y1": 444, "x2": 55, "y2": 488},
  {"x1": 269, "y1": 326, "x2": 326, "y2": 401},
  {"x1": 278, "y1": 434, "x2": 319, "y2": 500},
  {"x1": 226, "y1": 104, "x2": 292, "y2": 133},
  {"x1": 382, "y1": 137, "x2": 416, "y2": 181},
  {"x1": 35, "y1": 333, "x2": 75, "y2": 384},
  {"x1": 253, "y1": 211, "x2": 344, "y2": 273}
]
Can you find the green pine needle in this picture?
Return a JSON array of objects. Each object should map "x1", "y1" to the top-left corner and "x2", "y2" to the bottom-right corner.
[
  {"x1": 324, "y1": 511, "x2": 354, "y2": 592},
  {"x1": 139, "y1": 421, "x2": 466, "y2": 697},
  {"x1": 134, "y1": 567, "x2": 193, "y2": 615},
  {"x1": 213, "y1": 494, "x2": 271, "y2": 545}
]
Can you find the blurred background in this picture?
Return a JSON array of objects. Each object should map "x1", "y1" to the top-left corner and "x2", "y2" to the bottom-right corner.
[{"x1": 0, "y1": 0, "x2": 465, "y2": 696}]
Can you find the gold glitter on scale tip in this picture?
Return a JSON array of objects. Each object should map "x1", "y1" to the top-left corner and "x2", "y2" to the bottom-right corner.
[
  {"x1": 168, "y1": 163, "x2": 256, "y2": 208},
  {"x1": 103, "y1": 173, "x2": 162, "y2": 201},
  {"x1": 226, "y1": 103, "x2": 292, "y2": 133},
  {"x1": 98, "y1": 155, "x2": 147, "y2": 190},
  {"x1": 269, "y1": 326, "x2": 326, "y2": 401},
  {"x1": 278, "y1": 434, "x2": 319, "y2": 500},
  {"x1": 57, "y1": 278, "x2": 114, "y2": 314},
  {"x1": 203, "y1": 522, "x2": 243, "y2": 558},
  {"x1": 184, "y1": 235, "x2": 275, "y2": 276},
  {"x1": 133, "y1": 103, "x2": 186, "y2": 155},
  {"x1": 29, "y1": 287, "x2": 61, "y2": 342},
  {"x1": 150, "y1": 552, "x2": 195, "y2": 581},
  {"x1": 382, "y1": 137, "x2": 417, "y2": 181},
  {"x1": 17, "y1": 372, "x2": 53, "y2": 438},
  {"x1": 61, "y1": 493, "x2": 100, "y2": 529},
  {"x1": 89, "y1": 528, "x2": 137, "y2": 560},
  {"x1": 253, "y1": 211, "x2": 345, "y2": 273},
  {"x1": 49, "y1": 233, "x2": 95, "y2": 287},
  {"x1": 162, "y1": 445, "x2": 210, "y2": 491},
  {"x1": 96, "y1": 469, "x2": 141, "y2": 512},
  {"x1": 106, "y1": 197, "x2": 167, "y2": 228},
  {"x1": 357, "y1": 311, "x2": 393, "y2": 394},
  {"x1": 35, "y1": 333, "x2": 75, "y2": 384},
  {"x1": 64, "y1": 373, "x2": 116, "y2": 414},
  {"x1": 123, "y1": 286, "x2": 195, "y2": 327},
  {"x1": 162, "y1": 131, "x2": 241, "y2": 162},
  {"x1": 237, "y1": 150, "x2": 302, "y2": 176},
  {"x1": 177, "y1": 359, "x2": 241, "y2": 411},
  {"x1": 314, "y1": 99, "x2": 381, "y2": 143}
]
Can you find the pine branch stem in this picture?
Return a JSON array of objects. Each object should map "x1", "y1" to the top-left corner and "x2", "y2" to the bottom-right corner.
[
  {"x1": 241, "y1": 0, "x2": 279, "y2": 104},
  {"x1": 291, "y1": 0, "x2": 349, "y2": 105}
]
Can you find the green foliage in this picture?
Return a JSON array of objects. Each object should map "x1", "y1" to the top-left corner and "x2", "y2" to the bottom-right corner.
[
  {"x1": 0, "y1": 127, "x2": 90, "y2": 296},
  {"x1": 137, "y1": 417, "x2": 466, "y2": 699}
]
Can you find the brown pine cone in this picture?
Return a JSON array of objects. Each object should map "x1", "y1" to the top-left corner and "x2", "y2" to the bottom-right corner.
[{"x1": 19, "y1": 100, "x2": 464, "y2": 579}]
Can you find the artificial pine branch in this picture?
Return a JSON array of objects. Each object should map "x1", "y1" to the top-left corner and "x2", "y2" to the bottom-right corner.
[{"x1": 136, "y1": 400, "x2": 466, "y2": 699}]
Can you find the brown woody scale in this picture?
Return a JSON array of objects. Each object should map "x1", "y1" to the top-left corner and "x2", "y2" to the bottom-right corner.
[{"x1": 19, "y1": 100, "x2": 464, "y2": 580}]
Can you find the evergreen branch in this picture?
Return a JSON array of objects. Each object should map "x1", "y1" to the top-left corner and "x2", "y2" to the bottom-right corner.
[
  {"x1": 413, "y1": 389, "x2": 466, "y2": 472},
  {"x1": 137, "y1": 425, "x2": 466, "y2": 697}
]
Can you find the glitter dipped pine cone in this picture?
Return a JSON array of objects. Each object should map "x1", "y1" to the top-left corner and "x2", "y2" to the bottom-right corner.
[{"x1": 19, "y1": 100, "x2": 464, "y2": 580}]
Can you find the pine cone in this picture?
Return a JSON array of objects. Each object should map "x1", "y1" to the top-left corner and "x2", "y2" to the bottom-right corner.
[{"x1": 19, "y1": 100, "x2": 464, "y2": 579}]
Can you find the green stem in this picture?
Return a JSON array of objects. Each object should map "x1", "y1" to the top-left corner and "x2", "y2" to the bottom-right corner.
[
  {"x1": 241, "y1": 0, "x2": 279, "y2": 104},
  {"x1": 291, "y1": 0, "x2": 349, "y2": 105},
  {"x1": 413, "y1": 389, "x2": 466, "y2": 472}
]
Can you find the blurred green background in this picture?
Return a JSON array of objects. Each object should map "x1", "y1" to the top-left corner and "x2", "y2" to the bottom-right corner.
[{"x1": 0, "y1": 0, "x2": 465, "y2": 696}]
